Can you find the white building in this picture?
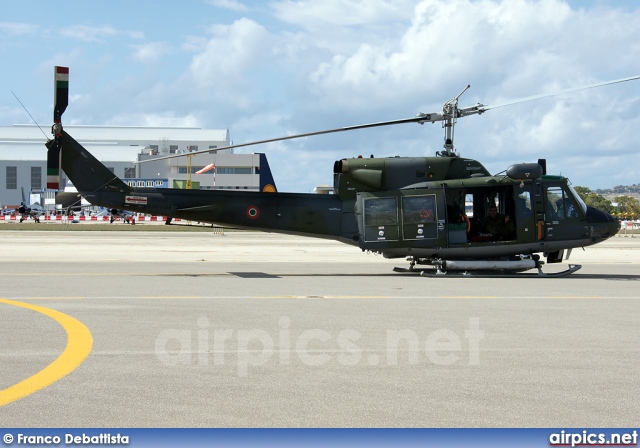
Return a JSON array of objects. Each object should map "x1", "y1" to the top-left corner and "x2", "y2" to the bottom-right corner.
[{"x1": 0, "y1": 124, "x2": 276, "y2": 210}]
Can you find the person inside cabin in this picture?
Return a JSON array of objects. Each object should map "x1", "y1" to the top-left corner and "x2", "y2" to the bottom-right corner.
[
  {"x1": 555, "y1": 198, "x2": 577, "y2": 219},
  {"x1": 482, "y1": 205, "x2": 515, "y2": 240}
]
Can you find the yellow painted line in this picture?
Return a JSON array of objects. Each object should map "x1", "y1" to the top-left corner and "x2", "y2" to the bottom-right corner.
[
  {"x1": 0, "y1": 273, "x2": 129, "y2": 277},
  {"x1": 0, "y1": 299, "x2": 93, "y2": 407},
  {"x1": 19, "y1": 297, "x2": 85, "y2": 301},
  {"x1": 442, "y1": 295, "x2": 605, "y2": 299},
  {"x1": 544, "y1": 296, "x2": 603, "y2": 299},
  {"x1": 140, "y1": 296, "x2": 202, "y2": 299},
  {"x1": 254, "y1": 295, "x2": 391, "y2": 299},
  {"x1": 442, "y1": 296, "x2": 499, "y2": 299}
]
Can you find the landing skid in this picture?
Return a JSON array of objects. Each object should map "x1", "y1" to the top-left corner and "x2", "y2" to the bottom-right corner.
[{"x1": 393, "y1": 264, "x2": 582, "y2": 277}]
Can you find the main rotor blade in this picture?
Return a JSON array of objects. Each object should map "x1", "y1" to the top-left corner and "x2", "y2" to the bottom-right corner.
[
  {"x1": 480, "y1": 75, "x2": 640, "y2": 111},
  {"x1": 138, "y1": 74, "x2": 640, "y2": 163},
  {"x1": 137, "y1": 116, "x2": 426, "y2": 163}
]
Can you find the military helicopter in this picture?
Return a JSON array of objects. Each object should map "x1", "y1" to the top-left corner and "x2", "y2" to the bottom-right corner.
[{"x1": 47, "y1": 66, "x2": 634, "y2": 276}]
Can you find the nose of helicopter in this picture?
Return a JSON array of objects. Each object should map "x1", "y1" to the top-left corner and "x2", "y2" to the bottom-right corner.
[{"x1": 585, "y1": 206, "x2": 620, "y2": 240}]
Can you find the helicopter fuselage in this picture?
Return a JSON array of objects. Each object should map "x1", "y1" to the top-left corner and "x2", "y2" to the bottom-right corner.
[{"x1": 56, "y1": 131, "x2": 619, "y2": 265}]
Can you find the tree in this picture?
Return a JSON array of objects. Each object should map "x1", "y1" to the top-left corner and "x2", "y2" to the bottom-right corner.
[
  {"x1": 573, "y1": 186, "x2": 614, "y2": 213},
  {"x1": 613, "y1": 195, "x2": 640, "y2": 218}
]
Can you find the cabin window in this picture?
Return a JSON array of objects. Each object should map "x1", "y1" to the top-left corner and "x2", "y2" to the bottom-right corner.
[
  {"x1": 401, "y1": 195, "x2": 437, "y2": 240},
  {"x1": 364, "y1": 198, "x2": 397, "y2": 226},
  {"x1": 363, "y1": 197, "x2": 399, "y2": 242},
  {"x1": 402, "y1": 196, "x2": 436, "y2": 224},
  {"x1": 517, "y1": 191, "x2": 533, "y2": 220},
  {"x1": 464, "y1": 194, "x2": 474, "y2": 218}
]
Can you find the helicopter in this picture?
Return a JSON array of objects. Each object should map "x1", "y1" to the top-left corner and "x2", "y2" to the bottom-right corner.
[{"x1": 46, "y1": 66, "x2": 634, "y2": 276}]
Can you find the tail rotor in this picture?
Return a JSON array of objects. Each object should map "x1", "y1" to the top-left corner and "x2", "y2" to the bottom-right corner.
[{"x1": 47, "y1": 66, "x2": 68, "y2": 190}]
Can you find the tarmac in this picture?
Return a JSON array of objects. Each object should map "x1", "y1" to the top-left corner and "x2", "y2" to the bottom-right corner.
[{"x1": 1, "y1": 226, "x2": 639, "y2": 427}]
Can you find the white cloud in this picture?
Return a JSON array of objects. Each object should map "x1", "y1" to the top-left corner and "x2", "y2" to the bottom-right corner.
[
  {"x1": 0, "y1": 22, "x2": 38, "y2": 35},
  {"x1": 106, "y1": 112, "x2": 201, "y2": 128},
  {"x1": 131, "y1": 42, "x2": 172, "y2": 62},
  {"x1": 306, "y1": 0, "x2": 578, "y2": 103},
  {"x1": 189, "y1": 19, "x2": 275, "y2": 85},
  {"x1": 271, "y1": 0, "x2": 415, "y2": 26},
  {"x1": 205, "y1": 0, "x2": 250, "y2": 12},
  {"x1": 61, "y1": 24, "x2": 144, "y2": 42}
]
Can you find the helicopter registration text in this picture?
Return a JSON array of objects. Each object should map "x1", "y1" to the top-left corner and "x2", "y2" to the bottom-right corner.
[{"x1": 125, "y1": 195, "x2": 148, "y2": 205}]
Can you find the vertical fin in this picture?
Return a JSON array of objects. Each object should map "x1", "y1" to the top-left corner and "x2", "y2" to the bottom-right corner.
[
  {"x1": 47, "y1": 66, "x2": 69, "y2": 190},
  {"x1": 258, "y1": 153, "x2": 277, "y2": 192}
]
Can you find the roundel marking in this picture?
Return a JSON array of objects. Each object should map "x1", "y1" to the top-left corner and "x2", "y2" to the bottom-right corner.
[
  {"x1": 262, "y1": 184, "x2": 276, "y2": 193},
  {"x1": 419, "y1": 208, "x2": 432, "y2": 220},
  {"x1": 246, "y1": 205, "x2": 260, "y2": 219}
]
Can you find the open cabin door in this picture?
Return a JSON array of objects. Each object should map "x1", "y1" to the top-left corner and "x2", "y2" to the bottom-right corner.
[{"x1": 458, "y1": 182, "x2": 537, "y2": 245}]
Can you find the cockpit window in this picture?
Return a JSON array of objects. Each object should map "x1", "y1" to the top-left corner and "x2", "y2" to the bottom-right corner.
[{"x1": 546, "y1": 185, "x2": 581, "y2": 220}]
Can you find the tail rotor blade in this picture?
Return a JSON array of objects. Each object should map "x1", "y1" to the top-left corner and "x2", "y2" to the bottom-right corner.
[{"x1": 54, "y1": 66, "x2": 69, "y2": 123}]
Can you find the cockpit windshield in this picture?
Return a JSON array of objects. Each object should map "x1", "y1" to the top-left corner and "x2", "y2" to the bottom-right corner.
[{"x1": 567, "y1": 183, "x2": 587, "y2": 214}]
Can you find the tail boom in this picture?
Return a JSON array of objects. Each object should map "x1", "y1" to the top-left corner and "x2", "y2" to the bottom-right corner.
[{"x1": 57, "y1": 130, "x2": 346, "y2": 239}]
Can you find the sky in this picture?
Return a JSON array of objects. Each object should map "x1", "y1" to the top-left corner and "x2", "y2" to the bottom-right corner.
[{"x1": 1, "y1": 0, "x2": 639, "y2": 193}]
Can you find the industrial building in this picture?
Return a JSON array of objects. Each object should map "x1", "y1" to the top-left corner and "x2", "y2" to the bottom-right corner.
[{"x1": 0, "y1": 124, "x2": 276, "y2": 212}]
